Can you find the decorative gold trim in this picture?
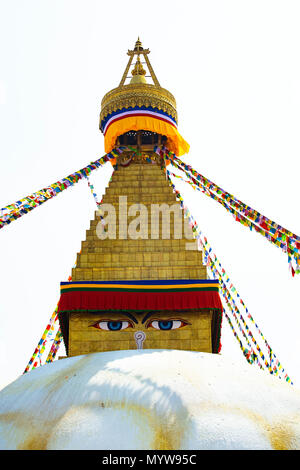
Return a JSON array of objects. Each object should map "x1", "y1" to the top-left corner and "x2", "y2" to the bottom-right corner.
[
  {"x1": 118, "y1": 151, "x2": 164, "y2": 166},
  {"x1": 100, "y1": 84, "x2": 177, "y2": 127}
]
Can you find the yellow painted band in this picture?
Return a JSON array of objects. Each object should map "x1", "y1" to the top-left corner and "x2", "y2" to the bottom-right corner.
[{"x1": 61, "y1": 283, "x2": 218, "y2": 290}]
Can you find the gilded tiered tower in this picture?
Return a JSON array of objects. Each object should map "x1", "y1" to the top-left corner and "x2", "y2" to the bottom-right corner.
[{"x1": 58, "y1": 39, "x2": 222, "y2": 357}]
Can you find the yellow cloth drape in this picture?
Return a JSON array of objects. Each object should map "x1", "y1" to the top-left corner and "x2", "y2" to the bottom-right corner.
[{"x1": 104, "y1": 115, "x2": 190, "y2": 157}]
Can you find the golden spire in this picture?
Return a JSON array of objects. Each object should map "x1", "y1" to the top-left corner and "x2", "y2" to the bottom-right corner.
[
  {"x1": 130, "y1": 56, "x2": 147, "y2": 84},
  {"x1": 100, "y1": 38, "x2": 178, "y2": 130},
  {"x1": 134, "y1": 37, "x2": 143, "y2": 53},
  {"x1": 99, "y1": 39, "x2": 190, "y2": 156},
  {"x1": 118, "y1": 37, "x2": 160, "y2": 88}
]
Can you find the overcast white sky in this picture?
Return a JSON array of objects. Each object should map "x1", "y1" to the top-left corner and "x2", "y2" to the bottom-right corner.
[{"x1": 0, "y1": 0, "x2": 299, "y2": 390}]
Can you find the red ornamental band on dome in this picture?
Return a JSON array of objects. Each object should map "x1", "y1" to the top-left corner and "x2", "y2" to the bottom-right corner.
[
  {"x1": 56, "y1": 280, "x2": 224, "y2": 356},
  {"x1": 57, "y1": 279, "x2": 223, "y2": 312}
]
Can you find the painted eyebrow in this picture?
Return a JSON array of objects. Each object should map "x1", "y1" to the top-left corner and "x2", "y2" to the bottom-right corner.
[
  {"x1": 141, "y1": 311, "x2": 156, "y2": 324},
  {"x1": 122, "y1": 312, "x2": 138, "y2": 324}
]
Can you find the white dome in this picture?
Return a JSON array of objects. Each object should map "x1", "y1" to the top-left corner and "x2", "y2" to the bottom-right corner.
[{"x1": 0, "y1": 349, "x2": 300, "y2": 450}]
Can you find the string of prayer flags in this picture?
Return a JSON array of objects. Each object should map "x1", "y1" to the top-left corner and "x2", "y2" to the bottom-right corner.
[
  {"x1": 23, "y1": 241, "x2": 84, "y2": 372},
  {"x1": 22, "y1": 160, "x2": 122, "y2": 373},
  {"x1": 45, "y1": 329, "x2": 63, "y2": 364},
  {"x1": 85, "y1": 169, "x2": 118, "y2": 233},
  {"x1": 86, "y1": 176, "x2": 107, "y2": 232},
  {"x1": 22, "y1": 164, "x2": 118, "y2": 372},
  {"x1": 164, "y1": 166, "x2": 293, "y2": 384},
  {"x1": 0, "y1": 148, "x2": 125, "y2": 231},
  {"x1": 23, "y1": 306, "x2": 59, "y2": 373},
  {"x1": 160, "y1": 147, "x2": 300, "y2": 276}
]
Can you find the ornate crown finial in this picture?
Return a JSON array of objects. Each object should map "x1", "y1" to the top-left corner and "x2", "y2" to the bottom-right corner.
[
  {"x1": 134, "y1": 37, "x2": 143, "y2": 52},
  {"x1": 130, "y1": 55, "x2": 147, "y2": 84},
  {"x1": 122, "y1": 39, "x2": 159, "y2": 88},
  {"x1": 131, "y1": 56, "x2": 146, "y2": 77}
]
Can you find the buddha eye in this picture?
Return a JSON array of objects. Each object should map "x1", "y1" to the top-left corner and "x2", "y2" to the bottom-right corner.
[
  {"x1": 146, "y1": 319, "x2": 189, "y2": 330},
  {"x1": 91, "y1": 320, "x2": 133, "y2": 331}
]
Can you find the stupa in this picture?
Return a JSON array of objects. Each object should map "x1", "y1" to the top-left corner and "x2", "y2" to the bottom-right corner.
[
  {"x1": 57, "y1": 38, "x2": 223, "y2": 358},
  {"x1": 1, "y1": 39, "x2": 300, "y2": 451}
]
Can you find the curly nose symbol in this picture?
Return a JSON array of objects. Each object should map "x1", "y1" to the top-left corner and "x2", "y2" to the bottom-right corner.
[{"x1": 134, "y1": 331, "x2": 146, "y2": 349}]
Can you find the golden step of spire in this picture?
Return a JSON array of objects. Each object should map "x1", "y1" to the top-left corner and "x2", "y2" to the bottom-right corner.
[{"x1": 72, "y1": 163, "x2": 207, "y2": 282}]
